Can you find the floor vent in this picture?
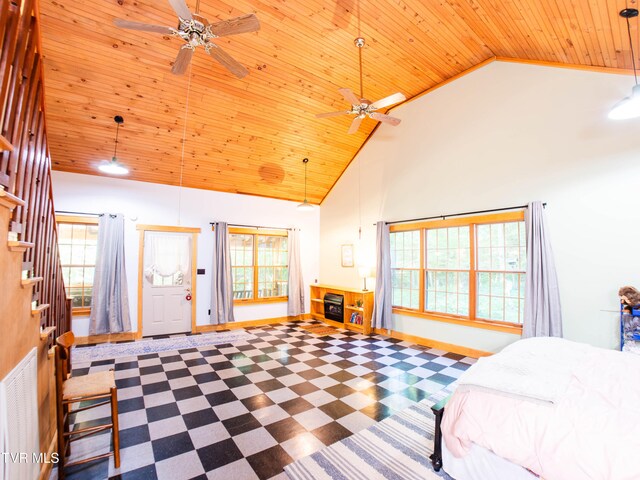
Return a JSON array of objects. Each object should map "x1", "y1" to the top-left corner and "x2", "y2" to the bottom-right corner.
[{"x1": 0, "y1": 347, "x2": 39, "y2": 480}]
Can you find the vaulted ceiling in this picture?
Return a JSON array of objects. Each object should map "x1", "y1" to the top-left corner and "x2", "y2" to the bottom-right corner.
[{"x1": 39, "y1": 0, "x2": 636, "y2": 204}]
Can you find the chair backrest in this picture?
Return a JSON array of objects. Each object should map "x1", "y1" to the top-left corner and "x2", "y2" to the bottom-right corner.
[{"x1": 55, "y1": 331, "x2": 75, "y2": 380}]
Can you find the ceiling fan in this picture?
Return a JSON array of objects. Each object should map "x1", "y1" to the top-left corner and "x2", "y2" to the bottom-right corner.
[
  {"x1": 113, "y1": 0, "x2": 260, "y2": 78},
  {"x1": 316, "y1": 37, "x2": 406, "y2": 134}
]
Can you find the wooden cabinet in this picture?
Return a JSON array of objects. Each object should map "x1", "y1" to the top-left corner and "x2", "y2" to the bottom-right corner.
[{"x1": 309, "y1": 284, "x2": 374, "y2": 335}]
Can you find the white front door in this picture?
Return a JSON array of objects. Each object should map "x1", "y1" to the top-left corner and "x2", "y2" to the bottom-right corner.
[{"x1": 142, "y1": 231, "x2": 193, "y2": 337}]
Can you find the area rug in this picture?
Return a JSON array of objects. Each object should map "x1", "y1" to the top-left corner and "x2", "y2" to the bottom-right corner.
[
  {"x1": 301, "y1": 324, "x2": 340, "y2": 336},
  {"x1": 72, "y1": 331, "x2": 255, "y2": 363},
  {"x1": 284, "y1": 398, "x2": 453, "y2": 480}
]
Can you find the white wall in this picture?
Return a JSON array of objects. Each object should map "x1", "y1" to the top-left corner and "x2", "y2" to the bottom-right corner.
[
  {"x1": 52, "y1": 171, "x2": 320, "y2": 337},
  {"x1": 320, "y1": 61, "x2": 640, "y2": 352}
]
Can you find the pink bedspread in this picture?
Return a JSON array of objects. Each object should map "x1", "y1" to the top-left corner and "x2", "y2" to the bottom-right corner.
[{"x1": 442, "y1": 341, "x2": 640, "y2": 480}]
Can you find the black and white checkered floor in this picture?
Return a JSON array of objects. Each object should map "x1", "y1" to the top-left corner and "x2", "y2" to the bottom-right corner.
[{"x1": 60, "y1": 321, "x2": 476, "y2": 480}]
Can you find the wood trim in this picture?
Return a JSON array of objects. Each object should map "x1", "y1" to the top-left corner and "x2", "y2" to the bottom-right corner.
[
  {"x1": 312, "y1": 284, "x2": 371, "y2": 294},
  {"x1": 39, "y1": 325, "x2": 56, "y2": 340},
  {"x1": 38, "y1": 429, "x2": 58, "y2": 480},
  {"x1": 21, "y1": 276, "x2": 43, "y2": 287},
  {"x1": 194, "y1": 314, "x2": 309, "y2": 333},
  {"x1": 136, "y1": 224, "x2": 201, "y2": 233},
  {"x1": 8, "y1": 240, "x2": 34, "y2": 251},
  {"x1": 74, "y1": 332, "x2": 137, "y2": 345},
  {"x1": 136, "y1": 225, "x2": 200, "y2": 339},
  {"x1": 495, "y1": 57, "x2": 637, "y2": 76},
  {"x1": 373, "y1": 327, "x2": 493, "y2": 358},
  {"x1": 0, "y1": 187, "x2": 25, "y2": 209},
  {"x1": 227, "y1": 227, "x2": 288, "y2": 236},
  {"x1": 190, "y1": 232, "x2": 197, "y2": 335},
  {"x1": 389, "y1": 211, "x2": 525, "y2": 232},
  {"x1": 136, "y1": 227, "x2": 144, "y2": 339},
  {"x1": 31, "y1": 303, "x2": 50, "y2": 316},
  {"x1": 469, "y1": 222, "x2": 477, "y2": 322},
  {"x1": 0, "y1": 134, "x2": 14, "y2": 151},
  {"x1": 418, "y1": 229, "x2": 425, "y2": 313},
  {"x1": 71, "y1": 307, "x2": 90, "y2": 316},
  {"x1": 392, "y1": 307, "x2": 523, "y2": 335},
  {"x1": 55, "y1": 214, "x2": 99, "y2": 225},
  {"x1": 234, "y1": 296, "x2": 288, "y2": 305},
  {"x1": 319, "y1": 57, "x2": 497, "y2": 205}
]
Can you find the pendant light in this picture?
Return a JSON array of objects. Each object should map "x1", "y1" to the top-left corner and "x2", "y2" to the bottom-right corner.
[
  {"x1": 98, "y1": 115, "x2": 129, "y2": 175},
  {"x1": 609, "y1": 8, "x2": 640, "y2": 120},
  {"x1": 297, "y1": 158, "x2": 314, "y2": 211}
]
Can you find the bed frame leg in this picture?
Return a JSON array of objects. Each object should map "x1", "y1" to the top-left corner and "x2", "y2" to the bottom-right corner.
[{"x1": 430, "y1": 403, "x2": 445, "y2": 472}]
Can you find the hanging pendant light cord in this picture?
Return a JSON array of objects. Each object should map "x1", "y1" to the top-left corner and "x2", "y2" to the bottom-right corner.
[
  {"x1": 112, "y1": 122, "x2": 120, "y2": 159},
  {"x1": 358, "y1": 45, "x2": 364, "y2": 99},
  {"x1": 304, "y1": 158, "x2": 308, "y2": 202},
  {"x1": 626, "y1": 15, "x2": 639, "y2": 85},
  {"x1": 177, "y1": 64, "x2": 193, "y2": 226}
]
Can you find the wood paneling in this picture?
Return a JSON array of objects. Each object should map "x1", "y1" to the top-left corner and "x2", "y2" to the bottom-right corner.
[{"x1": 37, "y1": 0, "x2": 637, "y2": 202}]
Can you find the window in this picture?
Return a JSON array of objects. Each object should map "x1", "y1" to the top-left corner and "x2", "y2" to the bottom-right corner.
[
  {"x1": 229, "y1": 228, "x2": 288, "y2": 302},
  {"x1": 56, "y1": 216, "x2": 98, "y2": 313},
  {"x1": 390, "y1": 211, "x2": 526, "y2": 330}
]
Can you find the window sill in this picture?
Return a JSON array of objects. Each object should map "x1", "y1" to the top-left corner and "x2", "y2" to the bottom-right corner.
[
  {"x1": 392, "y1": 308, "x2": 523, "y2": 335},
  {"x1": 234, "y1": 297, "x2": 288, "y2": 305},
  {"x1": 72, "y1": 307, "x2": 91, "y2": 316}
]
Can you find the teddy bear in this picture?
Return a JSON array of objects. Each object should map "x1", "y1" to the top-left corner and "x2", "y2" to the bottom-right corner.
[{"x1": 619, "y1": 286, "x2": 640, "y2": 306}]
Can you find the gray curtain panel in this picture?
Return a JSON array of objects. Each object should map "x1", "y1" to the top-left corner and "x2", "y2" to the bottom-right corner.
[
  {"x1": 89, "y1": 213, "x2": 131, "y2": 335},
  {"x1": 287, "y1": 229, "x2": 305, "y2": 317},
  {"x1": 210, "y1": 222, "x2": 235, "y2": 324},
  {"x1": 523, "y1": 201, "x2": 563, "y2": 338},
  {"x1": 372, "y1": 221, "x2": 392, "y2": 330}
]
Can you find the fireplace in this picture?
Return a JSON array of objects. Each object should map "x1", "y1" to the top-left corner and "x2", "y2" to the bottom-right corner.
[{"x1": 323, "y1": 293, "x2": 344, "y2": 322}]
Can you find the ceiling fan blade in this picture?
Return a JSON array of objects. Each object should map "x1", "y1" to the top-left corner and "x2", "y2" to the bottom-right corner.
[
  {"x1": 207, "y1": 44, "x2": 249, "y2": 78},
  {"x1": 315, "y1": 111, "x2": 349, "y2": 118},
  {"x1": 370, "y1": 112, "x2": 402, "y2": 126},
  {"x1": 339, "y1": 88, "x2": 361, "y2": 105},
  {"x1": 167, "y1": 0, "x2": 193, "y2": 20},
  {"x1": 370, "y1": 92, "x2": 406, "y2": 110},
  {"x1": 347, "y1": 116, "x2": 364, "y2": 134},
  {"x1": 171, "y1": 47, "x2": 194, "y2": 75},
  {"x1": 210, "y1": 13, "x2": 260, "y2": 37},
  {"x1": 113, "y1": 19, "x2": 174, "y2": 35}
]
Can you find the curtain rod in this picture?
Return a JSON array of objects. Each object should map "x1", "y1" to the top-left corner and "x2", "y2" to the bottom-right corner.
[
  {"x1": 210, "y1": 222, "x2": 292, "y2": 231},
  {"x1": 55, "y1": 210, "x2": 101, "y2": 217},
  {"x1": 378, "y1": 203, "x2": 546, "y2": 226}
]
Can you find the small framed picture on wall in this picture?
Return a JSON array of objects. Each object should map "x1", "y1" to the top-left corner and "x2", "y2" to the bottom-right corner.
[{"x1": 341, "y1": 244, "x2": 354, "y2": 267}]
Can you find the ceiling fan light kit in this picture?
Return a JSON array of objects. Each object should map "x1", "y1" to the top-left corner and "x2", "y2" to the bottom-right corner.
[
  {"x1": 316, "y1": 36, "x2": 406, "y2": 134},
  {"x1": 609, "y1": 8, "x2": 640, "y2": 120},
  {"x1": 113, "y1": 0, "x2": 260, "y2": 78},
  {"x1": 98, "y1": 115, "x2": 129, "y2": 175}
]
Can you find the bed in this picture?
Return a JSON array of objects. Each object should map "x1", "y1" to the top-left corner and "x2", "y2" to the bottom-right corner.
[{"x1": 430, "y1": 337, "x2": 640, "y2": 480}]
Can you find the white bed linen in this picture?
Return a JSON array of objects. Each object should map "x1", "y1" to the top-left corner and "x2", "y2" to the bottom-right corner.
[
  {"x1": 442, "y1": 337, "x2": 640, "y2": 480},
  {"x1": 442, "y1": 437, "x2": 538, "y2": 480}
]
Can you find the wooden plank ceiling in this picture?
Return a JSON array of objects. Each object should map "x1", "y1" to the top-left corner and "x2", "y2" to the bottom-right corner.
[{"x1": 38, "y1": 0, "x2": 636, "y2": 204}]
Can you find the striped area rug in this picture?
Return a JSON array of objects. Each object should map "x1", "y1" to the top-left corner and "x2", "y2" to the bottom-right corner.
[
  {"x1": 285, "y1": 399, "x2": 453, "y2": 480},
  {"x1": 71, "y1": 331, "x2": 254, "y2": 363}
]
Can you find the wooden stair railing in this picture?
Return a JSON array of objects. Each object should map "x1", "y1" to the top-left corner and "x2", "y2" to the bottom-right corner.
[{"x1": 0, "y1": 0, "x2": 70, "y2": 339}]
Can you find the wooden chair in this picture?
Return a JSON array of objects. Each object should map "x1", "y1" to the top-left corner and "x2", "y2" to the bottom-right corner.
[{"x1": 54, "y1": 332, "x2": 120, "y2": 478}]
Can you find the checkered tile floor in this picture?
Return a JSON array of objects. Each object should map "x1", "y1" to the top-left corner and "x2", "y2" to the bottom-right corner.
[{"x1": 59, "y1": 321, "x2": 476, "y2": 480}]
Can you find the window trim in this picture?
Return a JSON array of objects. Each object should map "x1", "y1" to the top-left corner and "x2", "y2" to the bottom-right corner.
[
  {"x1": 56, "y1": 214, "x2": 99, "y2": 315},
  {"x1": 225, "y1": 227, "x2": 289, "y2": 305},
  {"x1": 390, "y1": 211, "x2": 525, "y2": 334}
]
